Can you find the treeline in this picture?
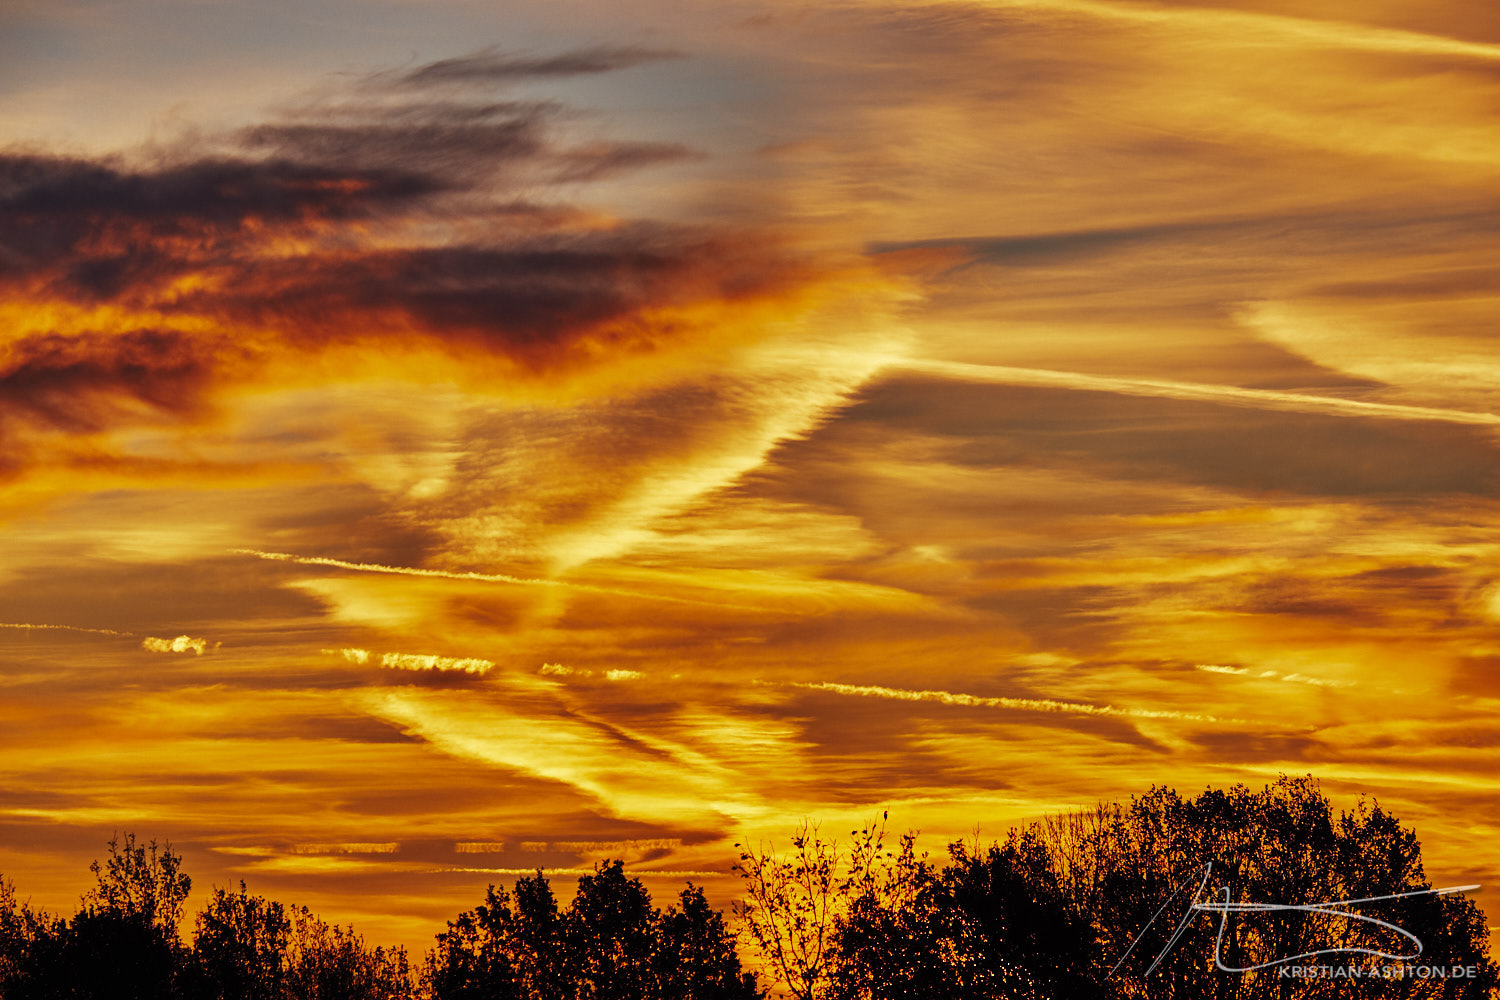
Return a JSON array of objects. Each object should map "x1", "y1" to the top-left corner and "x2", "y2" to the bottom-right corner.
[
  {"x1": 2, "y1": 776, "x2": 1495, "y2": 999},
  {"x1": 735, "y1": 775, "x2": 1499, "y2": 999},
  {"x1": 0, "y1": 838, "x2": 754, "y2": 1000}
]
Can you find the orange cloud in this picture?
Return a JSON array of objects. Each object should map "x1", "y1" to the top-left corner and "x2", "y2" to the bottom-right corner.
[{"x1": 0, "y1": 55, "x2": 899, "y2": 496}]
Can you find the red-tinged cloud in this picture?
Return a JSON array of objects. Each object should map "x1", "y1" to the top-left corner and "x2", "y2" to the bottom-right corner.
[
  {"x1": 0, "y1": 48, "x2": 876, "y2": 479},
  {"x1": 0, "y1": 328, "x2": 229, "y2": 431}
]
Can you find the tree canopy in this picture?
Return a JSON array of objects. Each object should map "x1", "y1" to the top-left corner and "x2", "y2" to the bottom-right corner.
[
  {"x1": 1, "y1": 777, "x2": 1492, "y2": 999},
  {"x1": 735, "y1": 776, "x2": 1498, "y2": 999}
]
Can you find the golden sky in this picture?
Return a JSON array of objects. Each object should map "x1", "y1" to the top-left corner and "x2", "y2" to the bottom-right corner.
[{"x1": 2, "y1": 0, "x2": 1499, "y2": 954}]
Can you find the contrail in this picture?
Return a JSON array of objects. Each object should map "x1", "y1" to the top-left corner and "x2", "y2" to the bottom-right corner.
[
  {"x1": 1195, "y1": 663, "x2": 1353, "y2": 688},
  {"x1": 443, "y1": 867, "x2": 730, "y2": 878},
  {"x1": 0, "y1": 622, "x2": 134, "y2": 637},
  {"x1": 894, "y1": 359, "x2": 1500, "y2": 427},
  {"x1": 232, "y1": 549, "x2": 767, "y2": 611},
  {"x1": 991, "y1": 0, "x2": 1500, "y2": 63},
  {"x1": 779, "y1": 679, "x2": 1225, "y2": 723}
]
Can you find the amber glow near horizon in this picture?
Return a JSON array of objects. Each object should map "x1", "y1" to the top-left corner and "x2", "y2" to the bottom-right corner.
[{"x1": 2, "y1": 0, "x2": 1499, "y2": 955}]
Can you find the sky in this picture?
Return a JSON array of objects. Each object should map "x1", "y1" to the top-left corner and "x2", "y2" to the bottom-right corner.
[{"x1": 2, "y1": 0, "x2": 1500, "y2": 957}]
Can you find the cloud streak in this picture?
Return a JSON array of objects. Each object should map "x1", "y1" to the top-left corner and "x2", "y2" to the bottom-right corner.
[
  {"x1": 892, "y1": 359, "x2": 1500, "y2": 426},
  {"x1": 987, "y1": 0, "x2": 1500, "y2": 62},
  {"x1": 235, "y1": 549, "x2": 769, "y2": 611},
  {"x1": 386, "y1": 46, "x2": 680, "y2": 88},
  {"x1": 778, "y1": 680, "x2": 1226, "y2": 724},
  {"x1": 0, "y1": 622, "x2": 133, "y2": 637}
]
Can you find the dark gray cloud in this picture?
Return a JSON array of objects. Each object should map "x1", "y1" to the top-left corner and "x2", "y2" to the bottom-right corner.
[
  {"x1": 387, "y1": 46, "x2": 681, "y2": 88},
  {"x1": 0, "y1": 49, "x2": 835, "y2": 457}
]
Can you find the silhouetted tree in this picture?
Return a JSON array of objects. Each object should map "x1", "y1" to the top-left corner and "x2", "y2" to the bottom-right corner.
[
  {"x1": 425, "y1": 862, "x2": 757, "y2": 1000},
  {"x1": 84, "y1": 833, "x2": 192, "y2": 936},
  {"x1": 654, "y1": 884, "x2": 762, "y2": 1000},
  {"x1": 741, "y1": 778, "x2": 1497, "y2": 1000},
  {"x1": 1, "y1": 837, "x2": 424, "y2": 1000},
  {"x1": 0, "y1": 834, "x2": 192, "y2": 1000},
  {"x1": 733, "y1": 817, "x2": 890, "y2": 1000},
  {"x1": 283, "y1": 905, "x2": 413, "y2": 1000},
  {"x1": 940, "y1": 830, "x2": 1108, "y2": 999},
  {"x1": 822, "y1": 830, "x2": 971, "y2": 1000},
  {"x1": 0, "y1": 877, "x2": 47, "y2": 999},
  {"x1": 565, "y1": 861, "x2": 658, "y2": 1000},
  {"x1": 186, "y1": 882, "x2": 292, "y2": 1000},
  {"x1": 0, "y1": 876, "x2": 26, "y2": 982},
  {"x1": 1047, "y1": 776, "x2": 1498, "y2": 999},
  {"x1": 422, "y1": 877, "x2": 555, "y2": 1000}
]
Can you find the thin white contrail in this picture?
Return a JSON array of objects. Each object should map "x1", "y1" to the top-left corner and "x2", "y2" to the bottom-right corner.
[
  {"x1": 232, "y1": 549, "x2": 766, "y2": 611},
  {"x1": 894, "y1": 359, "x2": 1500, "y2": 427},
  {"x1": 0, "y1": 622, "x2": 134, "y2": 637},
  {"x1": 442, "y1": 867, "x2": 730, "y2": 878},
  {"x1": 780, "y1": 680, "x2": 1225, "y2": 723}
]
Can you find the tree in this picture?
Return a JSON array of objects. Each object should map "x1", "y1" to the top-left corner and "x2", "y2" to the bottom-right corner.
[
  {"x1": 284, "y1": 905, "x2": 413, "y2": 1000},
  {"x1": 823, "y1": 830, "x2": 971, "y2": 1000},
  {"x1": 654, "y1": 884, "x2": 762, "y2": 1000},
  {"x1": 565, "y1": 860, "x2": 658, "y2": 1000},
  {"x1": 1, "y1": 837, "x2": 423, "y2": 1000},
  {"x1": 0, "y1": 834, "x2": 194, "y2": 1000},
  {"x1": 938, "y1": 830, "x2": 1108, "y2": 999},
  {"x1": 732, "y1": 815, "x2": 890, "y2": 1000},
  {"x1": 425, "y1": 862, "x2": 759, "y2": 1000},
  {"x1": 1048, "y1": 776, "x2": 1498, "y2": 999},
  {"x1": 737, "y1": 779, "x2": 1497, "y2": 1000},
  {"x1": 83, "y1": 832, "x2": 192, "y2": 936},
  {"x1": 0, "y1": 875, "x2": 47, "y2": 995},
  {"x1": 187, "y1": 882, "x2": 292, "y2": 1000},
  {"x1": 423, "y1": 877, "x2": 559, "y2": 1000}
]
